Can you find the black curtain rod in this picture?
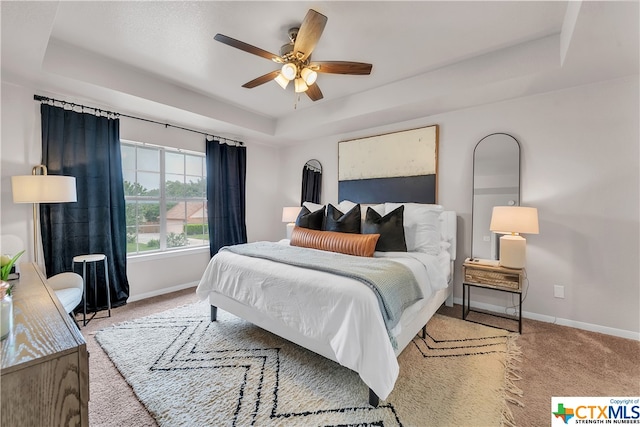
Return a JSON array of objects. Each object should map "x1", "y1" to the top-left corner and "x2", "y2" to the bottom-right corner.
[{"x1": 33, "y1": 94, "x2": 244, "y2": 146}]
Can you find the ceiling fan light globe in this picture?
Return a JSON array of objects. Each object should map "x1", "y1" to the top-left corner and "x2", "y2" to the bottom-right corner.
[
  {"x1": 281, "y1": 63, "x2": 297, "y2": 81},
  {"x1": 301, "y1": 68, "x2": 317, "y2": 85},
  {"x1": 294, "y1": 78, "x2": 309, "y2": 93},
  {"x1": 274, "y1": 73, "x2": 289, "y2": 89}
]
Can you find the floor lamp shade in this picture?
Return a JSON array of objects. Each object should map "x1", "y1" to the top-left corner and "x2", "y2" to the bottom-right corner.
[
  {"x1": 11, "y1": 169, "x2": 77, "y2": 264},
  {"x1": 490, "y1": 206, "x2": 539, "y2": 269},
  {"x1": 11, "y1": 175, "x2": 77, "y2": 203}
]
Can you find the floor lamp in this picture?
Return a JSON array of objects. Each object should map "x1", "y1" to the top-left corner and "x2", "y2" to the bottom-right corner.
[{"x1": 11, "y1": 165, "x2": 77, "y2": 264}]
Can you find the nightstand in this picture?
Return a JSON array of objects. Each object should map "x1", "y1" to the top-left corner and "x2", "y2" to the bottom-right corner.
[{"x1": 462, "y1": 260, "x2": 524, "y2": 333}]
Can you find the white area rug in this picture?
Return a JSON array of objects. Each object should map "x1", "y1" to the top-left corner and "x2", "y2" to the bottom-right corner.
[{"x1": 96, "y1": 301, "x2": 522, "y2": 426}]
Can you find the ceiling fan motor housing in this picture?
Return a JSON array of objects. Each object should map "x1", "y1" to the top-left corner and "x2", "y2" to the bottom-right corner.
[
  {"x1": 280, "y1": 43, "x2": 294, "y2": 59},
  {"x1": 288, "y1": 27, "x2": 299, "y2": 42}
]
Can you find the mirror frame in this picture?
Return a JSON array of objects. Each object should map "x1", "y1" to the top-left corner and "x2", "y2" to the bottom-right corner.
[
  {"x1": 470, "y1": 133, "x2": 521, "y2": 260},
  {"x1": 301, "y1": 159, "x2": 322, "y2": 205}
]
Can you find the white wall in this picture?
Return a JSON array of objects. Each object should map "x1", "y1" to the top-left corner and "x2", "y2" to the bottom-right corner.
[
  {"x1": 0, "y1": 82, "x2": 281, "y2": 301},
  {"x1": 1, "y1": 83, "x2": 42, "y2": 261},
  {"x1": 278, "y1": 76, "x2": 639, "y2": 338}
]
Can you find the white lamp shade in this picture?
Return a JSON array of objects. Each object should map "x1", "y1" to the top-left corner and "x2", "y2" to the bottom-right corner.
[
  {"x1": 294, "y1": 78, "x2": 308, "y2": 93},
  {"x1": 281, "y1": 63, "x2": 297, "y2": 80},
  {"x1": 490, "y1": 206, "x2": 539, "y2": 235},
  {"x1": 300, "y1": 67, "x2": 317, "y2": 85},
  {"x1": 282, "y1": 206, "x2": 302, "y2": 223},
  {"x1": 11, "y1": 175, "x2": 77, "y2": 203},
  {"x1": 274, "y1": 73, "x2": 289, "y2": 89}
]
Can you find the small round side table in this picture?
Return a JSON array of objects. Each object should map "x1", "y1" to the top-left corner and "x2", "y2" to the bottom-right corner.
[{"x1": 72, "y1": 254, "x2": 111, "y2": 326}]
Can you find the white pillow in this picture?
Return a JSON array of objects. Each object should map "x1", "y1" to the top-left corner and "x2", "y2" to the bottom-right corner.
[
  {"x1": 384, "y1": 203, "x2": 443, "y2": 254},
  {"x1": 302, "y1": 201, "x2": 324, "y2": 212},
  {"x1": 337, "y1": 199, "x2": 357, "y2": 213}
]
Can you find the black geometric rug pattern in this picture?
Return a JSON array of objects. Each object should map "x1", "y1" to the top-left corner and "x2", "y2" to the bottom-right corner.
[
  {"x1": 96, "y1": 302, "x2": 516, "y2": 426},
  {"x1": 412, "y1": 328, "x2": 509, "y2": 358}
]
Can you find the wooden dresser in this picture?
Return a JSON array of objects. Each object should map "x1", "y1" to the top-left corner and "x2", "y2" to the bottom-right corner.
[{"x1": 1, "y1": 263, "x2": 89, "y2": 427}]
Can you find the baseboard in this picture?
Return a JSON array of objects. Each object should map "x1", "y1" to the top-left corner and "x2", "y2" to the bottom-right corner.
[
  {"x1": 452, "y1": 297, "x2": 640, "y2": 341},
  {"x1": 127, "y1": 281, "x2": 199, "y2": 303}
]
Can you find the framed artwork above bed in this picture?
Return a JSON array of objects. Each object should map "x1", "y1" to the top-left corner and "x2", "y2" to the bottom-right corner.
[{"x1": 338, "y1": 125, "x2": 439, "y2": 204}]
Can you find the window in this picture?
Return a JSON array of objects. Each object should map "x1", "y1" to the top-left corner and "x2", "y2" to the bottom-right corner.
[{"x1": 121, "y1": 141, "x2": 208, "y2": 255}]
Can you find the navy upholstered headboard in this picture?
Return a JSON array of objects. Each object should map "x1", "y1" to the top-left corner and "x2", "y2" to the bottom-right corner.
[{"x1": 338, "y1": 125, "x2": 438, "y2": 204}]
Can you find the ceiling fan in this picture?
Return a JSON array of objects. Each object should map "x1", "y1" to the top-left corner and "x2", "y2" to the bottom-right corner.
[{"x1": 214, "y1": 9, "x2": 373, "y2": 102}]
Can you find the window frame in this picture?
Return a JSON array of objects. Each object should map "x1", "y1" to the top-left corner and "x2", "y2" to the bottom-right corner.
[{"x1": 121, "y1": 139, "x2": 208, "y2": 257}]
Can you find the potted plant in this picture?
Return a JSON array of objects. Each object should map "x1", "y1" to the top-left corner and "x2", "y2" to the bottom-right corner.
[{"x1": 1, "y1": 250, "x2": 24, "y2": 340}]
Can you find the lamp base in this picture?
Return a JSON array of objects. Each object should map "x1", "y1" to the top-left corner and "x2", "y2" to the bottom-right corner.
[
  {"x1": 286, "y1": 223, "x2": 295, "y2": 240},
  {"x1": 499, "y1": 235, "x2": 526, "y2": 269}
]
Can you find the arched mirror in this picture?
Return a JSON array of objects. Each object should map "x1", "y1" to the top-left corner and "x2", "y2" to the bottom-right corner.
[
  {"x1": 301, "y1": 159, "x2": 322, "y2": 205},
  {"x1": 471, "y1": 133, "x2": 520, "y2": 259}
]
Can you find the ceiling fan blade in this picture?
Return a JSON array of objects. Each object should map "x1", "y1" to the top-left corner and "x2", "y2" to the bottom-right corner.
[
  {"x1": 214, "y1": 34, "x2": 283, "y2": 63},
  {"x1": 294, "y1": 9, "x2": 328, "y2": 61},
  {"x1": 306, "y1": 83, "x2": 324, "y2": 101},
  {"x1": 242, "y1": 70, "x2": 281, "y2": 88},
  {"x1": 312, "y1": 61, "x2": 373, "y2": 75}
]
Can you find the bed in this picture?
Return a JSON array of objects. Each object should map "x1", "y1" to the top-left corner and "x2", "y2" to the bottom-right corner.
[{"x1": 196, "y1": 203, "x2": 457, "y2": 406}]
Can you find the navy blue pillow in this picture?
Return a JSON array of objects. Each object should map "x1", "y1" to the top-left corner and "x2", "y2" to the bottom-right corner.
[
  {"x1": 362, "y1": 205, "x2": 407, "y2": 252},
  {"x1": 295, "y1": 206, "x2": 324, "y2": 230},
  {"x1": 324, "y1": 204, "x2": 361, "y2": 234}
]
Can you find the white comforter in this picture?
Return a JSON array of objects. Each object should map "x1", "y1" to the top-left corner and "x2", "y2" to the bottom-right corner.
[{"x1": 196, "y1": 241, "x2": 447, "y2": 400}]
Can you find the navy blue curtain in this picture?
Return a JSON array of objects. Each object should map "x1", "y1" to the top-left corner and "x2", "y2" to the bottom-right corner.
[
  {"x1": 206, "y1": 139, "x2": 247, "y2": 256},
  {"x1": 301, "y1": 165, "x2": 321, "y2": 204},
  {"x1": 40, "y1": 104, "x2": 129, "y2": 311}
]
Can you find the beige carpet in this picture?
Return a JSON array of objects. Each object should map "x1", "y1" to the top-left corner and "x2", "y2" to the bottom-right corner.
[{"x1": 95, "y1": 300, "x2": 521, "y2": 426}]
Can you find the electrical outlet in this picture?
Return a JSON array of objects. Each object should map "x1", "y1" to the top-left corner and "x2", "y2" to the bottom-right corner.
[{"x1": 554, "y1": 285, "x2": 565, "y2": 299}]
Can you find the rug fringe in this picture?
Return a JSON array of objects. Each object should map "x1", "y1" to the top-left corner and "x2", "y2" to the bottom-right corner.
[{"x1": 501, "y1": 333, "x2": 524, "y2": 427}]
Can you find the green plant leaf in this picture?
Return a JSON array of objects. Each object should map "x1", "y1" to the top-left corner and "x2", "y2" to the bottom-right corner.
[{"x1": 1, "y1": 250, "x2": 25, "y2": 281}]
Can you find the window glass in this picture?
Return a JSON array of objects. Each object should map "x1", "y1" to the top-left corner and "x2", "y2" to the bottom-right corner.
[
  {"x1": 122, "y1": 141, "x2": 208, "y2": 255},
  {"x1": 185, "y1": 154, "x2": 202, "y2": 176},
  {"x1": 138, "y1": 172, "x2": 160, "y2": 195},
  {"x1": 121, "y1": 144, "x2": 136, "y2": 170},
  {"x1": 137, "y1": 147, "x2": 160, "y2": 172},
  {"x1": 165, "y1": 151, "x2": 184, "y2": 174},
  {"x1": 186, "y1": 175, "x2": 206, "y2": 198},
  {"x1": 165, "y1": 174, "x2": 185, "y2": 198}
]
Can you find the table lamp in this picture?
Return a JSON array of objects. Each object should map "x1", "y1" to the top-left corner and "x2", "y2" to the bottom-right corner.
[
  {"x1": 11, "y1": 165, "x2": 77, "y2": 264},
  {"x1": 489, "y1": 206, "x2": 539, "y2": 269},
  {"x1": 282, "y1": 207, "x2": 302, "y2": 239}
]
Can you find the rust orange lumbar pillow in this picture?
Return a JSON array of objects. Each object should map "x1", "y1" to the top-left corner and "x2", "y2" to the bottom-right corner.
[{"x1": 290, "y1": 226, "x2": 380, "y2": 257}]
